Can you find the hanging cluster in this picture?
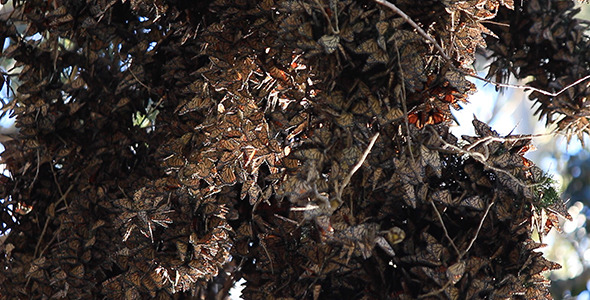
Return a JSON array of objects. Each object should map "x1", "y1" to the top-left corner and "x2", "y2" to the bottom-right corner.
[
  {"x1": 487, "y1": 0, "x2": 590, "y2": 141},
  {"x1": 0, "y1": 0, "x2": 582, "y2": 299}
]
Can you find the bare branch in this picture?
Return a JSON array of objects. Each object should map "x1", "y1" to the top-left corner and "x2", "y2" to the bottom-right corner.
[
  {"x1": 337, "y1": 133, "x2": 380, "y2": 201},
  {"x1": 429, "y1": 199, "x2": 461, "y2": 256},
  {"x1": 461, "y1": 197, "x2": 495, "y2": 257},
  {"x1": 468, "y1": 73, "x2": 590, "y2": 97}
]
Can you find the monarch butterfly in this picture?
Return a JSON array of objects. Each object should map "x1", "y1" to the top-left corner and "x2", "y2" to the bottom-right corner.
[
  {"x1": 247, "y1": 184, "x2": 262, "y2": 205},
  {"x1": 365, "y1": 49, "x2": 389, "y2": 69},
  {"x1": 384, "y1": 226, "x2": 406, "y2": 246},
  {"x1": 253, "y1": 124, "x2": 270, "y2": 145},
  {"x1": 446, "y1": 260, "x2": 466, "y2": 284},
  {"x1": 460, "y1": 196, "x2": 485, "y2": 210},
  {"x1": 354, "y1": 38, "x2": 377, "y2": 55},
  {"x1": 440, "y1": 92, "x2": 464, "y2": 110},
  {"x1": 24, "y1": 139, "x2": 41, "y2": 150},
  {"x1": 400, "y1": 183, "x2": 417, "y2": 208},
  {"x1": 298, "y1": 22, "x2": 313, "y2": 40},
  {"x1": 67, "y1": 239, "x2": 82, "y2": 252},
  {"x1": 495, "y1": 199, "x2": 512, "y2": 221},
  {"x1": 541, "y1": 211, "x2": 560, "y2": 236},
  {"x1": 102, "y1": 275, "x2": 126, "y2": 294},
  {"x1": 407, "y1": 103, "x2": 448, "y2": 129},
  {"x1": 54, "y1": 269, "x2": 68, "y2": 281},
  {"x1": 501, "y1": 0, "x2": 514, "y2": 9},
  {"x1": 297, "y1": 148, "x2": 325, "y2": 162},
  {"x1": 473, "y1": 9, "x2": 496, "y2": 21},
  {"x1": 431, "y1": 189, "x2": 455, "y2": 206},
  {"x1": 249, "y1": 111, "x2": 264, "y2": 123},
  {"x1": 528, "y1": 253, "x2": 561, "y2": 274},
  {"x1": 420, "y1": 144, "x2": 441, "y2": 177},
  {"x1": 335, "y1": 112, "x2": 354, "y2": 128},
  {"x1": 219, "y1": 150, "x2": 238, "y2": 166},
  {"x1": 376, "y1": 21, "x2": 389, "y2": 36},
  {"x1": 69, "y1": 264, "x2": 85, "y2": 279},
  {"x1": 445, "y1": 286, "x2": 460, "y2": 299},
  {"x1": 319, "y1": 35, "x2": 340, "y2": 54},
  {"x1": 281, "y1": 14, "x2": 303, "y2": 32},
  {"x1": 15, "y1": 202, "x2": 33, "y2": 215},
  {"x1": 141, "y1": 274, "x2": 157, "y2": 294},
  {"x1": 219, "y1": 166, "x2": 237, "y2": 185},
  {"x1": 521, "y1": 156, "x2": 533, "y2": 168},
  {"x1": 299, "y1": 243, "x2": 326, "y2": 266},
  {"x1": 466, "y1": 278, "x2": 494, "y2": 299},
  {"x1": 367, "y1": 94, "x2": 382, "y2": 116},
  {"x1": 466, "y1": 256, "x2": 488, "y2": 278}
]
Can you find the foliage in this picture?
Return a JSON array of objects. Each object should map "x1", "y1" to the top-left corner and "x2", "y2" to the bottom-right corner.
[{"x1": 0, "y1": 0, "x2": 584, "y2": 299}]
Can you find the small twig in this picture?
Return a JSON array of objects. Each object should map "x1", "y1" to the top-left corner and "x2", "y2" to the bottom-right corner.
[
  {"x1": 480, "y1": 20, "x2": 510, "y2": 27},
  {"x1": 129, "y1": 68, "x2": 151, "y2": 92},
  {"x1": 28, "y1": 149, "x2": 41, "y2": 191},
  {"x1": 32, "y1": 183, "x2": 74, "y2": 259},
  {"x1": 337, "y1": 133, "x2": 380, "y2": 200},
  {"x1": 418, "y1": 280, "x2": 453, "y2": 299},
  {"x1": 50, "y1": 163, "x2": 64, "y2": 199},
  {"x1": 374, "y1": 0, "x2": 451, "y2": 61},
  {"x1": 429, "y1": 199, "x2": 461, "y2": 256},
  {"x1": 465, "y1": 133, "x2": 550, "y2": 154},
  {"x1": 33, "y1": 217, "x2": 51, "y2": 260},
  {"x1": 0, "y1": 71, "x2": 19, "y2": 77},
  {"x1": 312, "y1": 0, "x2": 338, "y2": 34},
  {"x1": 38, "y1": 229, "x2": 58, "y2": 258},
  {"x1": 468, "y1": 73, "x2": 590, "y2": 97},
  {"x1": 461, "y1": 197, "x2": 495, "y2": 257},
  {"x1": 290, "y1": 204, "x2": 320, "y2": 211},
  {"x1": 259, "y1": 235, "x2": 275, "y2": 274},
  {"x1": 474, "y1": 72, "x2": 590, "y2": 97}
]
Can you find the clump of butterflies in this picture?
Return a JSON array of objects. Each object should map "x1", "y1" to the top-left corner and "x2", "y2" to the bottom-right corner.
[
  {"x1": 486, "y1": 0, "x2": 590, "y2": 142},
  {"x1": 0, "y1": 0, "x2": 576, "y2": 299}
]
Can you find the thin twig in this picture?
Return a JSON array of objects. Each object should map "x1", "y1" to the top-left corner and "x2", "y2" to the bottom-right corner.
[
  {"x1": 38, "y1": 232, "x2": 58, "y2": 258},
  {"x1": 429, "y1": 199, "x2": 461, "y2": 256},
  {"x1": 50, "y1": 163, "x2": 64, "y2": 200},
  {"x1": 480, "y1": 20, "x2": 510, "y2": 27},
  {"x1": 259, "y1": 234, "x2": 275, "y2": 274},
  {"x1": 313, "y1": 0, "x2": 337, "y2": 34},
  {"x1": 29, "y1": 149, "x2": 41, "y2": 191},
  {"x1": 32, "y1": 183, "x2": 74, "y2": 259},
  {"x1": 468, "y1": 73, "x2": 590, "y2": 97},
  {"x1": 465, "y1": 133, "x2": 551, "y2": 154},
  {"x1": 337, "y1": 133, "x2": 380, "y2": 200},
  {"x1": 33, "y1": 217, "x2": 51, "y2": 260},
  {"x1": 418, "y1": 280, "x2": 453, "y2": 299},
  {"x1": 461, "y1": 197, "x2": 495, "y2": 256}
]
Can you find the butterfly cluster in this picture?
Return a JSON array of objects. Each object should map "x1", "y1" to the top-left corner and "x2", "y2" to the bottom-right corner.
[
  {"x1": 486, "y1": 0, "x2": 590, "y2": 142},
  {"x1": 0, "y1": 0, "x2": 579, "y2": 299}
]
